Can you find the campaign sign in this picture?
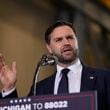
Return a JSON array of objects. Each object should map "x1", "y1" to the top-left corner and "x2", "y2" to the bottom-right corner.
[{"x1": 0, "y1": 91, "x2": 97, "y2": 110}]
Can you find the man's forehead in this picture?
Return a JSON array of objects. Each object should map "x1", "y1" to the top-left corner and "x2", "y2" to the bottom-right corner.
[{"x1": 50, "y1": 26, "x2": 75, "y2": 37}]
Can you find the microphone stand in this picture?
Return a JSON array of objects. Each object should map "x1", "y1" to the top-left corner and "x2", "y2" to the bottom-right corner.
[
  {"x1": 33, "y1": 61, "x2": 41, "y2": 96},
  {"x1": 33, "y1": 54, "x2": 55, "y2": 96}
]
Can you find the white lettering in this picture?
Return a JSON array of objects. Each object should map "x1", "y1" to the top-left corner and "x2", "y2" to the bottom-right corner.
[
  {"x1": 32, "y1": 103, "x2": 43, "y2": 110},
  {"x1": 0, "y1": 104, "x2": 31, "y2": 110}
]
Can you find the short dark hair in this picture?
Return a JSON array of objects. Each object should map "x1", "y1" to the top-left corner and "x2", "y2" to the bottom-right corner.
[{"x1": 45, "y1": 20, "x2": 76, "y2": 44}]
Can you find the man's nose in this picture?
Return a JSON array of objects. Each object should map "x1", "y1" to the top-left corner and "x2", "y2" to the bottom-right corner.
[{"x1": 63, "y1": 39, "x2": 70, "y2": 45}]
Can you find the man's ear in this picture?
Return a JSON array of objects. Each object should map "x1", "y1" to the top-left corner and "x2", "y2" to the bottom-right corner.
[{"x1": 46, "y1": 44, "x2": 53, "y2": 54}]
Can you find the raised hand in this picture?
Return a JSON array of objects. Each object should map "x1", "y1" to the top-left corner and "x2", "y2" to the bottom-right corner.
[{"x1": 0, "y1": 54, "x2": 17, "y2": 92}]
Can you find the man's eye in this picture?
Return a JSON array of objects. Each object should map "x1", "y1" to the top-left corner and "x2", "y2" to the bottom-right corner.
[
  {"x1": 55, "y1": 38, "x2": 62, "y2": 42},
  {"x1": 67, "y1": 36, "x2": 74, "y2": 39}
]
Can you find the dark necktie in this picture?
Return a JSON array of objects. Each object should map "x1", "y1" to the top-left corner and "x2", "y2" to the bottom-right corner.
[{"x1": 58, "y1": 68, "x2": 70, "y2": 94}]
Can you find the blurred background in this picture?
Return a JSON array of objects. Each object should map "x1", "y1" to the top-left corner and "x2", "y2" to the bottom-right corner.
[{"x1": 0, "y1": 0, "x2": 110, "y2": 97}]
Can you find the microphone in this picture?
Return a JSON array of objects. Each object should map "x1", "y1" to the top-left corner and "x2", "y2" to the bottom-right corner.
[
  {"x1": 33, "y1": 54, "x2": 55, "y2": 96},
  {"x1": 40, "y1": 54, "x2": 55, "y2": 66}
]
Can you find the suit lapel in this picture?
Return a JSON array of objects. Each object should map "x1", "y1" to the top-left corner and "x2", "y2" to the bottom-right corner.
[
  {"x1": 80, "y1": 66, "x2": 97, "y2": 91},
  {"x1": 44, "y1": 66, "x2": 97, "y2": 94}
]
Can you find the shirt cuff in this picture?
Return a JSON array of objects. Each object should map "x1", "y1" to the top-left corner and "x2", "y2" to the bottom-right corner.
[{"x1": 2, "y1": 88, "x2": 16, "y2": 97}]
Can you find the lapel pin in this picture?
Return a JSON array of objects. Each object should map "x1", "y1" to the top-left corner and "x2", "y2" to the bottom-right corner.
[{"x1": 89, "y1": 76, "x2": 94, "y2": 80}]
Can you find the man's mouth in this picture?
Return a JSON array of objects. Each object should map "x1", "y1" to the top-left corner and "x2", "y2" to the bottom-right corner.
[{"x1": 62, "y1": 47, "x2": 73, "y2": 54}]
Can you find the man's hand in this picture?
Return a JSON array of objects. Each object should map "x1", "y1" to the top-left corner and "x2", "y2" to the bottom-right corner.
[{"x1": 0, "y1": 53, "x2": 17, "y2": 92}]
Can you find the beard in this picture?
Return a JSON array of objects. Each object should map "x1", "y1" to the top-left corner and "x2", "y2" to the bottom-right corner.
[{"x1": 53, "y1": 47, "x2": 79, "y2": 65}]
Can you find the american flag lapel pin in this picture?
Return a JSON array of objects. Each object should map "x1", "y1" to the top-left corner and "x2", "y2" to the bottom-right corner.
[{"x1": 89, "y1": 76, "x2": 94, "y2": 80}]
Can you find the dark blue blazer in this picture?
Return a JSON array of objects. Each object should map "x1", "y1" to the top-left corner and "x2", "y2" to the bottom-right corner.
[
  {"x1": 1, "y1": 65, "x2": 110, "y2": 110},
  {"x1": 28, "y1": 65, "x2": 110, "y2": 110}
]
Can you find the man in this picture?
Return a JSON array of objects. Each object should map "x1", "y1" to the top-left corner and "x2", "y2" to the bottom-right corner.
[{"x1": 0, "y1": 20, "x2": 110, "y2": 110}]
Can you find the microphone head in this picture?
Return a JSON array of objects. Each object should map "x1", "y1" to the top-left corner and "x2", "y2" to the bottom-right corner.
[{"x1": 40, "y1": 54, "x2": 56, "y2": 66}]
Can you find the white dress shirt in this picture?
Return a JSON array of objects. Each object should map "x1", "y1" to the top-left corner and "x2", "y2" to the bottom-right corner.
[{"x1": 54, "y1": 58, "x2": 83, "y2": 94}]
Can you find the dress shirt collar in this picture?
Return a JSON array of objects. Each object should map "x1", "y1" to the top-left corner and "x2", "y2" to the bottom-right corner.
[{"x1": 56, "y1": 58, "x2": 82, "y2": 76}]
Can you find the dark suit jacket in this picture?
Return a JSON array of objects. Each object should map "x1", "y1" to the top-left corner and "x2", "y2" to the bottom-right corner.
[
  {"x1": 28, "y1": 65, "x2": 110, "y2": 110},
  {"x1": 1, "y1": 65, "x2": 110, "y2": 110}
]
